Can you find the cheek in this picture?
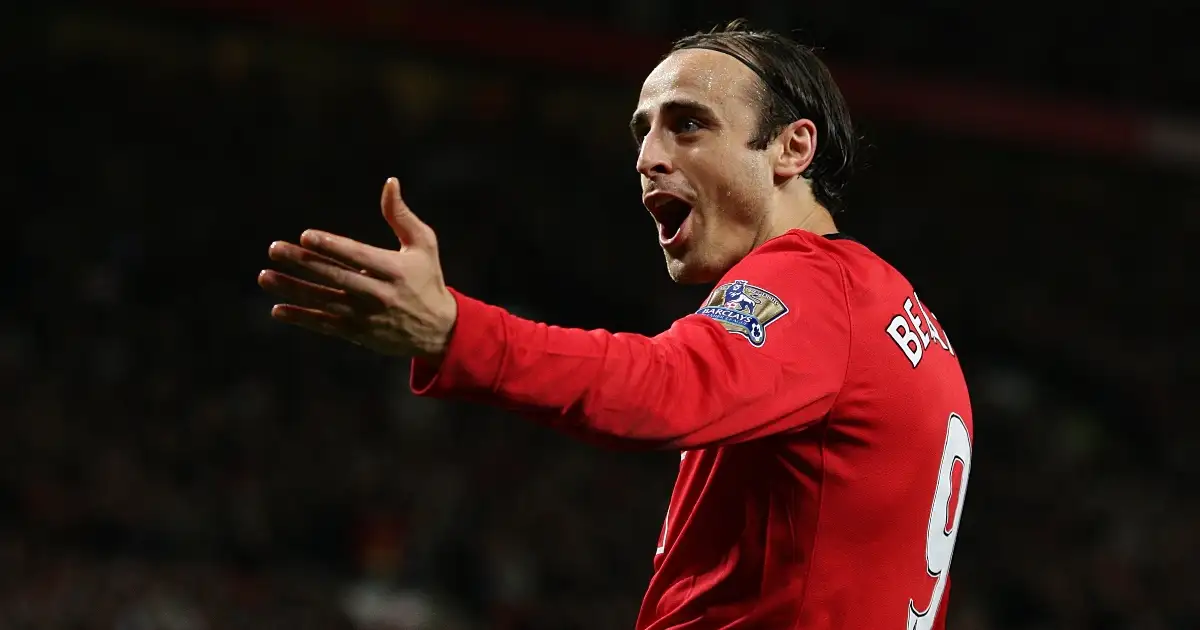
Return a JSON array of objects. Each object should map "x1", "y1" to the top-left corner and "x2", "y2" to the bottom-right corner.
[{"x1": 709, "y1": 150, "x2": 770, "y2": 216}]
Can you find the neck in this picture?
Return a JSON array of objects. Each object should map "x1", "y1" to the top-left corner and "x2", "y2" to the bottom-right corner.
[{"x1": 755, "y1": 195, "x2": 838, "y2": 247}]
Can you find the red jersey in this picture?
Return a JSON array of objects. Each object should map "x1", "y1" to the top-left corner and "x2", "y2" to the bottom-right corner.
[{"x1": 411, "y1": 229, "x2": 973, "y2": 629}]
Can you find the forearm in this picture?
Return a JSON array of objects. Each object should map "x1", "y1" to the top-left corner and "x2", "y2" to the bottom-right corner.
[{"x1": 410, "y1": 291, "x2": 803, "y2": 450}]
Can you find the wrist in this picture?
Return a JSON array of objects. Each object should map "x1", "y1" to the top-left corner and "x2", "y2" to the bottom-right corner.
[
  {"x1": 409, "y1": 288, "x2": 506, "y2": 398},
  {"x1": 416, "y1": 289, "x2": 458, "y2": 362}
]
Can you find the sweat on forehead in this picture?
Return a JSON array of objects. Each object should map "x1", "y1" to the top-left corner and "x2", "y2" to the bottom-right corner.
[{"x1": 637, "y1": 48, "x2": 764, "y2": 112}]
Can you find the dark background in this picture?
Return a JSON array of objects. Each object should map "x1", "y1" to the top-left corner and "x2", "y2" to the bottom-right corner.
[{"x1": 2, "y1": 1, "x2": 1196, "y2": 628}]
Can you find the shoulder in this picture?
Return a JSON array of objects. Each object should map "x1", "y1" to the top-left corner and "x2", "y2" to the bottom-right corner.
[
  {"x1": 722, "y1": 229, "x2": 886, "y2": 299},
  {"x1": 691, "y1": 231, "x2": 852, "y2": 350},
  {"x1": 756, "y1": 230, "x2": 916, "y2": 303},
  {"x1": 726, "y1": 230, "x2": 851, "y2": 287}
]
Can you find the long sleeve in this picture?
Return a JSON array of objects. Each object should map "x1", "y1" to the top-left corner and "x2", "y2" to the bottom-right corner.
[{"x1": 410, "y1": 236, "x2": 851, "y2": 450}]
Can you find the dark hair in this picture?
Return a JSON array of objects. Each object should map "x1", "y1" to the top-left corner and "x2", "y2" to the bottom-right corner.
[{"x1": 670, "y1": 20, "x2": 857, "y2": 212}]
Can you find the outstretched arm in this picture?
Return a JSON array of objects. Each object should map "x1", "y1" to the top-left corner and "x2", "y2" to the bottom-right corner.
[
  {"x1": 262, "y1": 178, "x2": 849, "y2": 450},
  {"x1": 411, "y1": 256, "x2": 849, "y2": 451}
]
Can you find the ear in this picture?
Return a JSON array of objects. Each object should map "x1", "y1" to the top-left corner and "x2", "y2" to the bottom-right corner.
[{"x1": 773, "y1": 119, "x2": 817, "y2": 179}]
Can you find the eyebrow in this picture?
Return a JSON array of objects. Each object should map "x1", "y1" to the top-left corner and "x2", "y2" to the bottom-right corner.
[{"x1": 629, "y1": 98, "x2": 718, "y2": 136}]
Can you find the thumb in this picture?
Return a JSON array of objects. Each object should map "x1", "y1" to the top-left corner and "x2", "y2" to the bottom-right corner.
[{"x1": 381, "y1": 177, "x2": 433, "y2": 250}]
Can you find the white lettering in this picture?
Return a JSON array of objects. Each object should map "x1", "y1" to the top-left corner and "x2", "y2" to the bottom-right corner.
[
  {"x1": 904, "y1": 298, "x2": 932, "y2": 350},
  {"x1": 914, "y1": 294, "x2": 948, "y2": 352},
  {"x1": 887, "y1": 314, "x2": 923, "y2": 368}
]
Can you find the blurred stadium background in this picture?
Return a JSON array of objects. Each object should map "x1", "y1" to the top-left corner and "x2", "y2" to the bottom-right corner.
[{"x1": 3, "y1": 1, "x2": 1197, "y2": 628}]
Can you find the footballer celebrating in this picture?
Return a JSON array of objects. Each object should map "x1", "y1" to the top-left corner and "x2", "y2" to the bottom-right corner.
[{"x1": 260, "y1": 22, "x2": 974, "y2": 630}]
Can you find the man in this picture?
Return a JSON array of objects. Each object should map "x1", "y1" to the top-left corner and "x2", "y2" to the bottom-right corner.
[{"x1": 260, "y1": 22, "x2": 973, "y2": 630}]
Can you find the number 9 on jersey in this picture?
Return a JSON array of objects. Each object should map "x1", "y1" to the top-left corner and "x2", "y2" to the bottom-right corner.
[{"x1": 908, "y1": 412, "x2": 971, "y2": 630}]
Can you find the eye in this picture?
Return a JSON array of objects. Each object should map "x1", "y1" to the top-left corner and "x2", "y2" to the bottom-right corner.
[{"x1": 677, "y1": 118, "x2": 702, "y2": 134}]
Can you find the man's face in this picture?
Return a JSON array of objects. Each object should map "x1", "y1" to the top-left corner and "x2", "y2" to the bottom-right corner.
[{"x1": 631, "y1": 48, "x2": 775, "y2": 284}]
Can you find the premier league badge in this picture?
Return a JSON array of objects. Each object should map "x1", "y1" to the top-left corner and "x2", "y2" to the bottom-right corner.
[{"x1": 696, "y1": 280, "x2": 789, "y2": 347}]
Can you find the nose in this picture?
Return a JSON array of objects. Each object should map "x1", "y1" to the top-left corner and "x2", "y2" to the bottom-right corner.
[{"x1": 636, "y1": 132, "x2": 673, "y2": 178}]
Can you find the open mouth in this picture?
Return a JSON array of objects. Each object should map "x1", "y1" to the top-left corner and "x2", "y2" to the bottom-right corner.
[{"x1": 654, "y1": 198, "x2": 693, "y2": 244}]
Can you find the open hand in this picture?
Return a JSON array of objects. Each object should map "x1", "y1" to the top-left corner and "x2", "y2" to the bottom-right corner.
[{"x1": 259, "y1": 178, "x2": 457, "y2": 359}]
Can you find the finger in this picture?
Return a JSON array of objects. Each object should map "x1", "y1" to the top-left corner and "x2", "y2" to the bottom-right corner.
[
  {"x1": 381, "y1": 177, "x2": 434, "y2": 250},
  {"x1": 269, "y1": 240, "x2": 357, "y2": 271},
  {"x1": 273, "y1": 240, "x2": 358, "y2": 271},
  {"x1": 268, "y1": 241, "x2": 383, "y2": 295},
  {"x1": 267, "y1": 241, "x2": 366, "y2": 289},
  {"x1": 270, "y1": 304, "x2": 360, "y2": 344},
  {"x1": 258, "y1": 269, "x2": 358, "y2": 316},
  {"x1": 298, "y1": 230, "x2": 398, "y2": 278}
]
